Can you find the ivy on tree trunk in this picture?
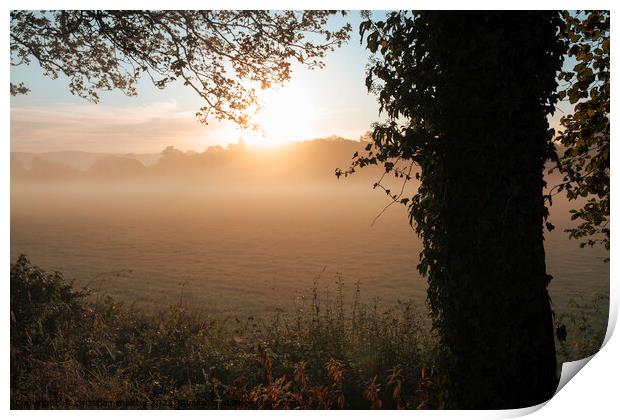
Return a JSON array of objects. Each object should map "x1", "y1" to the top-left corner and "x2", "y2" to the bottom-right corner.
[{"x1": 346, "y1": 11, "x2": 567, "y2": 408}]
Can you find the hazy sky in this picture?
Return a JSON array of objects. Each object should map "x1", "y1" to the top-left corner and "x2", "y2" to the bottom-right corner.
[
  {"x1": 10, "y1": 12, "x2": 381, "y2": 154},
  {"x1": 10, "y1": 11, "x2": 570, "y2": 154}
]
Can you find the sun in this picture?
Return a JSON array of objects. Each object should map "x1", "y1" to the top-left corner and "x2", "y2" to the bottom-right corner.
[{"x1": 237, "y1": 83, "x2": 320, "y2": 147}]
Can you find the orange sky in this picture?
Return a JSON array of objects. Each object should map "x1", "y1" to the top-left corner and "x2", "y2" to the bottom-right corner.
[
  {"x1": 10, "y1": 11, "x2": 568, "y2": 154},
  {"x1": 10, "y1": 13, "x2": 380, "y2": 154}
]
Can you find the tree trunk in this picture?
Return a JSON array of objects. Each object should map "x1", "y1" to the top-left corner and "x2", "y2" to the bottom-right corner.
[{"x1": 420, "y1": 12, "x2": 564, "y2": 408}]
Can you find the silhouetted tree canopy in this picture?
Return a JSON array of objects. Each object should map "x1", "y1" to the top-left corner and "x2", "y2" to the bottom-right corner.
[
  {"x1": 553, "y1": 10, "x2": 609, "y2": 252},
  {"x1": 10, "y1": 10, "x2": 351, "y2": 128}
]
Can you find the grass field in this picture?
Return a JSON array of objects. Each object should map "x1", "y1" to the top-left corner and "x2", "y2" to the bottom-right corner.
[{"x1": 10, "y1": 255, "x2": 607, "y2": 409}]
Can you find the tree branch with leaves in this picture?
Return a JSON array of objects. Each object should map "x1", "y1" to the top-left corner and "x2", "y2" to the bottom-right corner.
[
  {"x1": 552, "y1": 10, "x2": 609, "y2": 252},
  {"x1": 10, "y1": 10, "x2": 351, "y2": 129}
]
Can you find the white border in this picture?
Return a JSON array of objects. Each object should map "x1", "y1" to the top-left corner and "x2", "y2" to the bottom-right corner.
[{"x1": 4, "y1": 1, "x2": 617, "y2": 418}]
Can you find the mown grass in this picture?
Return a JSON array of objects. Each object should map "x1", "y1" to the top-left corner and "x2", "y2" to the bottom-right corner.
[{"x1": 10, "y1": 255, "x2": 607, "y2": 409}]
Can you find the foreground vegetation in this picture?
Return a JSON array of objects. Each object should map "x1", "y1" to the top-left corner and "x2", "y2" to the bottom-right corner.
[{"x1": 10, "y1": 255, "x2": 607, "y2": 409}]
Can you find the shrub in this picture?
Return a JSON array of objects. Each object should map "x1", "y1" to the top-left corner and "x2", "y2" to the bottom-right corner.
[
  {"x1": 10, "y1": 255, "x2": 606, "y2": 409},
  {"x1": 10, "y1": 256, "x2": 436, "y2": 409}
]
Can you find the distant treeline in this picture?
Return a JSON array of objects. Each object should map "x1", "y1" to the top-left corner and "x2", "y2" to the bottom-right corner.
[{"x1": 11, "y1": 137, "x2": 383, "y2": 184}]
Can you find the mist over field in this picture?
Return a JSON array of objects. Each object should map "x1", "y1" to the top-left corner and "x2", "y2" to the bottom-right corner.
[
  {"x1": 11, "y1": 138, "x2": 608, "y2": 324},
  {"x1": 11, "y1": 137, "x2": 383, "y2": 185}
]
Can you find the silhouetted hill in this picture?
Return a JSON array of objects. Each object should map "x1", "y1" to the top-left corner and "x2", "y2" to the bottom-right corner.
[{"x1": 12, "y1": 151, "x2": 160, "y2": 171}]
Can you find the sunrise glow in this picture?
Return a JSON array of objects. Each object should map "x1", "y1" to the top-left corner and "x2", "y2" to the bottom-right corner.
[{"x1": 234, "y1": 83, "x2": 321, "y2": 147}]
